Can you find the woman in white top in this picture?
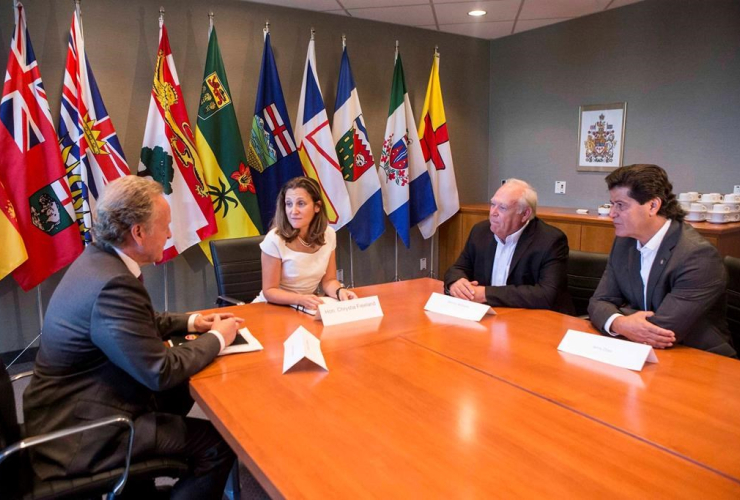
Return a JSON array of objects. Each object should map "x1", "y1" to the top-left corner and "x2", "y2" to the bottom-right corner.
[{"x1": 255, "y1": 176, "x2": 358, "y2": 309}]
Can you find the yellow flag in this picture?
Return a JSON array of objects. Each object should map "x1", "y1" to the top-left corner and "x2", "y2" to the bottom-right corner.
[{"x1": 0, "y1": 179, "x2": 28, "y2": 281}]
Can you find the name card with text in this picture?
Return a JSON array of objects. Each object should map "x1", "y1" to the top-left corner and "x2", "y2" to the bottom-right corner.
[
  {"x1": 283, "y1": 326, "x2": 328, "y2": 373},
  {"x1": 424, "y1": 292, "x2": 495, "y2": 322},
  {"x1": 557, "y1": 329, "x2": 658, "y2": 371},
  {"x1": 318, "y1": 296, "x2": 384, "y2": 326}
]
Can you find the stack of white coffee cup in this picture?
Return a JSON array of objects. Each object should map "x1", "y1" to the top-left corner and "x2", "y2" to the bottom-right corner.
[{"x1": 678, "y1": 192, "x2": 740, "y2": 224}]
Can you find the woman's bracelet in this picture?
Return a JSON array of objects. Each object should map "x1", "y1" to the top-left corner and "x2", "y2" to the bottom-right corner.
[{"x1": 335, "y1": 286, "x2": 347, "y2": 299}]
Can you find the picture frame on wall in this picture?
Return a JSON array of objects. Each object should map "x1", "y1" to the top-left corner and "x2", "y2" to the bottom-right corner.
[{"x1": 577, "y1": 102, "x2": 627, "y2": 172}]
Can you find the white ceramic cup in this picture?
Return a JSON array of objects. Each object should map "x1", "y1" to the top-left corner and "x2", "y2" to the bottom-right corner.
[
  {"x1": 678, "y1": 193, "x2": 693, "y2": 202},
  {"x1": 688, "y1": 191, "x2": 700, "y2": 200},
  {"x1": 685, "y1": 211, "x2": 705, "y2": 222},
  {"x1": 724, "y1": 193, "x2": 740, "y2": 203},
  {"x1": 713, "y1": 204, "x2": 731, "y2": 213},
  {"x1": 679, "y1": 202, "x2": 691, "y2": 211},
  {"x1": 708, "y1": 212, "x2": 729, "y2": 223},
  {"x1": 690, "y1": 203, "x2": 707, "y2": 212},
  {"x1": 597, "y1": 203, "x2": 612, "y2": 215},
  {"x1": 701, "y1": 193, "x2": 722, "y2": 202}
]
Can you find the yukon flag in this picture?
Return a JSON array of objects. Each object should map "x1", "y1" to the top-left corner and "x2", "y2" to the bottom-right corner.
[
  {"x1": 0, "y1": 179, "x2": 27, "y2": 281},
  {"x1": 196, "y1": 21, "x2": 262, "y2": 261},
  {"x1": 59, "y1": 7, "x2": 129, "y2": 245},
  {"x1": 377, "y1": 47, "x2": 436, "y2": 248},
  {"x1": 295, "y1": 34, "x2": 352, "y2": 230},
  {"x1": 332, "y1": 41, "x2": 384, "y2": 250},
  {"x1": 0, "y1": 2, "x2": 82, "y2": 290},
  {"x1": 417, "y1": 50, "x2": 459, "y2": 238},
  {"x1": 139, "y1": 18, "x2": 217, "y2": 262}
]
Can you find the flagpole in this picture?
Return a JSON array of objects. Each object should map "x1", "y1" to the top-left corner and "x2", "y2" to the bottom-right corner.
[
  {"x1": 428, "y1": 45, "x2": 441, "y2": 279},
  {"x1": 208, "y1": 11, "x2": 213, "y2": 38},
  {"x1": 394, "y1": 234, "x2": 400, "y2": 281},
  {"x1": 348, "y1": 233, "x2": 355, "y2": 288}
]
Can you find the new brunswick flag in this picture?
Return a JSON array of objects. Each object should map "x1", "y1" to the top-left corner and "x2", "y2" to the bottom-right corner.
[
  {"x1": 139, "y1": 19, "x2": 217, "y2": 263},
  {"x1": 0, "y1": 179, "x2": 27, "y2": 281},
  {"x1": 0, "y1": 2, "x2": 82, "y2": 290},
  {"x1": 196, "y1": 22, "x2": 262, "y2": 261}
]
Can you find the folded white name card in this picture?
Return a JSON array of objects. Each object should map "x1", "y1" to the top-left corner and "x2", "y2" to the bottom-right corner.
[
  {"x1": 317, "y1": 296, "x2": 384, "y2": 326},
  {"x1": 424, "y1": 292, "x2": 495, "y2": 322},
  {"x1": 283, "y1": 326, "x2": 328, "y2": 373},
  {"x1": 557, "y1": 329, "x2": 658, "y2": 371}
]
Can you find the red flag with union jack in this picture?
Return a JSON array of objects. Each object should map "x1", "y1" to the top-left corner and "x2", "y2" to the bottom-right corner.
[
  {"x1": 0, "y1": 3, "x2": 83, "y2": 290},
  {"x1": 58, "y1": 6, "x2": 129, "y2": 245}
]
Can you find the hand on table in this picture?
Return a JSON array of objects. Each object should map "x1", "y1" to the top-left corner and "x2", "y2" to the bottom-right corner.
[
  {"x1": 338, "y1": 288, "x2": 358, "y2": 301},
  {"x1": 209, "y1": 314, "x2": 243, "y2": 346},
  {"x1": 448, "y1": 278, "x2": 486, "y2": 303},
  {"x1": 611, "y1": 311, "x2": 676, "y2": 348}
]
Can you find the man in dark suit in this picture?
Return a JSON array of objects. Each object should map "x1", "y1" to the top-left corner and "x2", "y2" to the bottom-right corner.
[
  {"x1": 444, "y1": 179, "x2": 574, "y2": 314},
  {"x1": 588, "y1": 164, "x2": 736, "y2": 357},
  {"x1": 23, "y1": 176, "x2": 242, "y2": 499}
]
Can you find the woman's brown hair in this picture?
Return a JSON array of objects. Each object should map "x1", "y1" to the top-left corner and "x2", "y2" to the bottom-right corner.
[{"x1": 272, "y1": 176, "x2": 328, "y2": 246}]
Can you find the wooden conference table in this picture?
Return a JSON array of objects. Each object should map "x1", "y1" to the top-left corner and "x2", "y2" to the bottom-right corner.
[{"x1": 190, "y1": 279, "x2": 740, "y2": 498}]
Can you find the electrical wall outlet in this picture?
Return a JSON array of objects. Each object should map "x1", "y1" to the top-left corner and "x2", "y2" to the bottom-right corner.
[
  {"x1": 735, "y1": 185, "x2": 740, "y2": 194},
  {"x1": 420, "y1": 258, "x2": 427, "y2": 271},
  {"x1": 337, "y1": 269, "x2": 344, "y2": 282},
  {"x1": 555, "y1": 181, "x2": 566, "y2": 194}
]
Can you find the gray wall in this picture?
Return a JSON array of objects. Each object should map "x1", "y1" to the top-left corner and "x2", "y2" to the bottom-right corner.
[
  {"x1": 0, "y1": 0, "x2": 490, "y2": 354},
  {"x1": 489, "y1": 0, "x2": 740, "y2": 209}
]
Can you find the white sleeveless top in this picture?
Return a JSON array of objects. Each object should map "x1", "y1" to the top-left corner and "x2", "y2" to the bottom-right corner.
[{"x1": 253, "y1": 227, "x2": 336, "y2": 302}]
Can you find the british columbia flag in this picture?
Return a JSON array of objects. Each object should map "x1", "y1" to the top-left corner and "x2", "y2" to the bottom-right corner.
[
  {"x1": 58, "y1": 7, "x2": 128, "y2": 244},
  {"x1": 0, "y1": 2, "x2": 82, "y2": 290}
]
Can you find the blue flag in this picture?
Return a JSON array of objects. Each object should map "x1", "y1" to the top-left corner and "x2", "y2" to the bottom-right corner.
[
  {"x1": 247, "y1": 32, "x2": 303, "y2": 230},
  {"x1": 332, "y1": 45, "x2": 384, "y2": 250}
]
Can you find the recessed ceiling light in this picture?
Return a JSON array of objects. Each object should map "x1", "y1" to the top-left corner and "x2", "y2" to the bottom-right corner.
[{"x1": 468, "y1": 10, "x2": 487, "y2": 17}]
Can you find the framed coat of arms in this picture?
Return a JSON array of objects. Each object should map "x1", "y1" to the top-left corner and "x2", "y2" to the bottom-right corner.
[{"x1": 577, "y1": 102, "x2": 626, "y2": 172}]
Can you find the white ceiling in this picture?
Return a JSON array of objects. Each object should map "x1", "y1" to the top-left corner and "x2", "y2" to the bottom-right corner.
[{"x1": 246, "y1": 0, "x2": 644, "y2": 40}]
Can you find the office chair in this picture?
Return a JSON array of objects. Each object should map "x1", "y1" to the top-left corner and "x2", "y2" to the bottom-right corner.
[
  {"x1": 566, "y1": 250, "x2": 609, "y2": 318},
  {"x1": 0, "y1": 361, "x2": 188, "y2": 499},
  {"x1": 211, "y1": 235, "x2": 265, "y2": 306},
  {"x1": 725, "y1": 256, "x2": 740, "y2": 350}
]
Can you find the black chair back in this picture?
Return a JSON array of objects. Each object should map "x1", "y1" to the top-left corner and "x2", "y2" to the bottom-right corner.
[
  {"x1": 725, "y1": 256, "x2": 740, "y2": 350},
  {"x1": 211, "y1": 235, "x2": 265, "y2": 304},
  {"x1": 0, "y1": 360, "x2": 25, "y2": 497},
  {"x1": 567, "y1": 250, "x2": 609, "y2": 317}
]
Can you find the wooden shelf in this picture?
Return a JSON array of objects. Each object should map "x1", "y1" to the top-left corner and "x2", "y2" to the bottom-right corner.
[{"x1": 438, "y1": 204, "x2": 740, "y2": 276}]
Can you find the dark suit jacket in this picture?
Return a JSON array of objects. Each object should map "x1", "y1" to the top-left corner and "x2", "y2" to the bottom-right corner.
[
  {"x1": 23, "y1": 244, "x2": 221, "y2": 480},
  {"x1": 588, "y1": 220, "x2": 736, "y2": 357},
  {"x1": 444, "y1": 217, "x2": 574, "y2": 314}
]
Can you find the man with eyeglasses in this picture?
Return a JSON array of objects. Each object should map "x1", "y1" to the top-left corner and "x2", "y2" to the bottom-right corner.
[
  {"x1": 588, "y1": 164, "x2": 735, "y2": 357},
  {"x1": 444, "y1": 178, "x2": 574, "y2": 314}
]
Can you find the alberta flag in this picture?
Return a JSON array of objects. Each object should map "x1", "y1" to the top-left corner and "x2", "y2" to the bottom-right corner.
[
  {"x1": 332, "y1": 43, "x2": 384, "y2": 249},
  {"x1": 59, "y1": 7, "x2": 128, "y2": 245},
  {"x1": 0, "y1": 2, "x2": 82, "y2": 290},
  {"x1": 139, "y1": 20, "x2": 217, "y2": 262},
  {"x1": 417, "y1": 51, "x2": 459, "y2": 238},
  {"x1": 196, "y1": 22, "x2": 262, "y2": 261},
  {"x1": 378, "y1": 48, "x2": 436, "y2": 248},
  {"x1": 247, "y1": 31, "x2": 303, "y2": 230},
  {"x1": 296, "y1": 36, "x2": 352, "y2": 230}
]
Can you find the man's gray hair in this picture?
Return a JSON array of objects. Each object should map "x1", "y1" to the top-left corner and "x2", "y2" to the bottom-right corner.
[
  {"x1": 504, "y1": 178, "x2": 538, "y2": 220},
  {"x1": 92, "y1": 176, "x2": 163, "y2": 248}
]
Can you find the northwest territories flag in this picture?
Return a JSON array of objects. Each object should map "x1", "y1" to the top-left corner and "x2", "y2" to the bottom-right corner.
[
  {"x1": 247, "y1": 30, "x2": 303, "y2": 230},
  {"x1": 417, "y1": 51, "x2": 459, "y2": 238},
  {"x1": 0, "y1": 2, "x2": 82, "y2": 290},
  {"x1": 378, "y1": 48, "x2": 436, "y2": 248},
  {"x1": 296, "y1": 36, "x2": 352, "y2": 230},
  {"x1": 332, "y1": 42, "x2": 384, "y2": 250},
  {"x1": 59, "y1": 7, "x2": 128, "y2": 245},
  {"x1": 196, "y1": 22, "x2": 262, "y2": 261},
  {"x1": 139, "y1": 19, "x2": 217, "y2": 262}
]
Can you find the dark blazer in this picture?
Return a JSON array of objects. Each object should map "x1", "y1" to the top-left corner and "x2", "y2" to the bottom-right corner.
[
  {"x1": 23, "y1": 244, "x2": 222, "y2": 480},
  {"x1": 588, "y1": 220, "x2": 736, "y2": 357},
  {"x1": 444, "y1": 217, "x2": 574, "y2": 314}
]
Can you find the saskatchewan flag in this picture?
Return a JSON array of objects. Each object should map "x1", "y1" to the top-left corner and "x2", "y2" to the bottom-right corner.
[{"x1": 196, "y1": 23, "x2": 263, "y2": 261}]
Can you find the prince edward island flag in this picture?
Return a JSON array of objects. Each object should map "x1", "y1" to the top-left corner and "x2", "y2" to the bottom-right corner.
[{"x1": 196, "y1": 22, "x2": 262, "y2": 261}]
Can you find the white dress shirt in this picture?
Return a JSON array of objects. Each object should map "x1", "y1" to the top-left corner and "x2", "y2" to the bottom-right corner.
[
  {"x1": 112, "y1": 246, "x2": 225, "y2": 351},
  {"x1": 491, "y1": 221, "x2": 529, "y2": 286},
  {"x1": 604, "y1": 219, "x2": 671, "y2": 335}
]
